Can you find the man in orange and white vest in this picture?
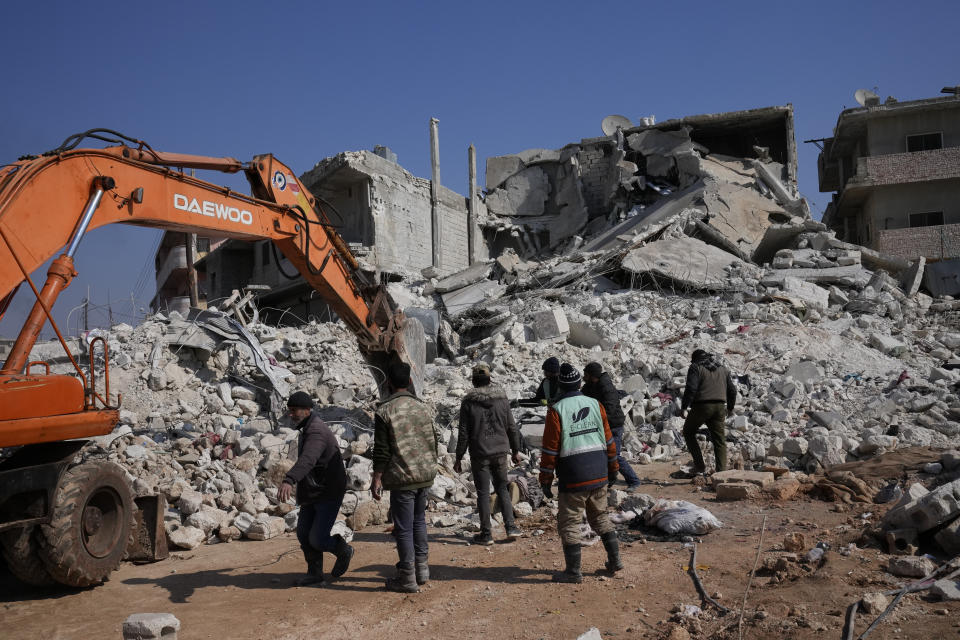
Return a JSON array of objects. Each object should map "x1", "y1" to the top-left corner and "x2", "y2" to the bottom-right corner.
[{"x1": 538, "y1": 362, "x2": 623, "y2": 583}]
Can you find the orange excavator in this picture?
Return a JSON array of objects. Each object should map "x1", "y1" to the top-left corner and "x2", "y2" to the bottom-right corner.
[{"x1": 0, "y1": 129, "x2": 425, "y2": 587}]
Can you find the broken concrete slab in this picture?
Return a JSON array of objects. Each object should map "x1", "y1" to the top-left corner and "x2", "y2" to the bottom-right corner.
[
  {"x1": 622, "y1": 236, "x2": 754, "y2": 291},
  {"x1": 773, "y1": 276, "x2": 829, "y2": 311},
  {"x1": 934, "y1": 516, "x2": 960, "y2": 556},
  {"x1": 486, "y1": 155, "x2": 525, "y2": 190},
  {"x1": 900, "y1": 257, "x2": 925, "y2": 297},
  {"x1": 711, "y1": 470, "x2": 774, "y2": 489},
  {"x1": 700, "y1": 181, "x2": 790, "y2": 261},
  {"x1": 485, "y1": 166, "x2": 551, "y2": 217},
  {"x1": 531, "y1": 309, "x2": 570, "y2": 341},
  {"x1": 440, "y1": 280, "x2": 507, "y2": 317},
  {"x1": 761, "y1": 265, "x2": 873, "y2": 289},
  {"x1": 433, "y1": 262, "x2": 494, "y2": 294}
]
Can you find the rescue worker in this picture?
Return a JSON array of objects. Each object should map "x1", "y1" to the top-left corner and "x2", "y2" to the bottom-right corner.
[
  {"x1": 582, "y1": 362, "x2": 641, "y2": 491},
  {"x1": 454, "y1": 362, "x2": 523, "y2": 545},
  {"x1": 679, "y1": 349, "x2": 737, "y2": 474},
  {"x1": 371, "y1": 363, "x2": 439, "y2": 593},
  {"x1": 533, "y1": 356, "x2": 562, "y2": 407},
  {"x1": 278, "y1": 391, "x2": 352, "y2": 586},
  {"x1": 539, "y1": 363, "x2": 623, "y2": 583}
]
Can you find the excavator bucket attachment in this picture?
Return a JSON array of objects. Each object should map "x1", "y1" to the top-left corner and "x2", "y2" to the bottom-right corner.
[
  {"x1": 392, "y1": 316, "x2": 426, "y2": 396},
  {"x1": 125, "y1": 495, "x2": 168, "y2": 563},
  {"x1": 366, "y1": 315, "x2": 426, "y2": 398}
]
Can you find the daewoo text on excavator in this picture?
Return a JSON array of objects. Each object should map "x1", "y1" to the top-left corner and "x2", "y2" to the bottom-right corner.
[{"x1": 0, "y1": 129, "x2": 425, "y2": 587}]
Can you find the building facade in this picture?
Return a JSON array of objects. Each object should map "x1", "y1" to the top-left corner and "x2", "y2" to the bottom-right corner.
[{"x1": 818, "y1": 92, "x2": 960, "y2": 262}]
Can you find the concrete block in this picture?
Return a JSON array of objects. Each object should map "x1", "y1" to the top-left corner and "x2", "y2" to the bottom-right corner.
[
  {"x1": 711, "y1": 470, "x2": 774, "y2": 489},
  {"x1": 869, "y1": 333, "x2": 908, "y2": 357},
  {"x1": 931, "y1": 578, "x2": 960, "y2": 601},
  {"x1": 123, "y1": 613, "x2": 180, "y2": 640},
  {"x1": 887, "y1": 555, "x2": 937, "y2": 578},
  {"x1": 531, "y1": 309, "x2": 569, "y2": 341},
  {"x1": 885, "y1": 528, "x2": 919, "y2": 555},
  {"x1": 486, "y1": 155, "x2": 525, "y2": 190},
  {"x1": 167, "y1": 526, "x2": 205, "y2": 550},
  {"x1": 905, "y1": 479, "x2": 960, "y2": 532},
  {"x1": 433, "y1": 262, "x2": 493, "y2": 293},
  {"x1": 900, "y1": 257, "x2": 925, "y2": 297},
  {"x1": 765, "y1": 477, "x2": 801, "y2": 500},
  {"x1": 245, "y1": 516, "x2": 286, "y2": 541},
  {"x1": 716, "y1": 482, "x2": 760, "y2": 500},
  {"x1": 786, "y1": 360, "x2": 824, "y2": 385},
  {"x1": 934, "y1": 516, "x2": 960, "y2": 556}
]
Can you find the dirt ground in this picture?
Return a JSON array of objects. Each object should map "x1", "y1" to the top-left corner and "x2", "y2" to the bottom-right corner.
[{"x1": 2, "y1": 461, "x2": 958, "y2": 640}]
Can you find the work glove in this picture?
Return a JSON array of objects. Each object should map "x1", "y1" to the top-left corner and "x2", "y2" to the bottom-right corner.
[{"x1": 608, "y1": 470, "x2": 618, "y2": 488}]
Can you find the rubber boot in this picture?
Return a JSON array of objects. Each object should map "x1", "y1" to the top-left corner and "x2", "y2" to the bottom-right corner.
[
  {"x1": 552, "y1": 544, "x2": 583, "y2": 583},
  {"x1": 297, "y1": 546, "x2": 325, "y2": 586},
  {"x1": 331, "y1": 535, "x2": 354, "y2": 578},
  {"x1": 385, "y1": 562, "x2": 420, "y2": 593},
  {"x1": 414, "y1": 554, "x2": 429, "y2": 585},
  {"x1": 601, "y1": 531, "x2": 624, "y2": 573}
]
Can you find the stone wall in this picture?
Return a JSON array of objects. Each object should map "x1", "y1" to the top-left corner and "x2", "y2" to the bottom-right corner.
[
  {"x1": 876, "y1": 223, "x2": 960, "y2": 261},
  {"x1": 858, "y1": 147, "x2": 960, "y2": 186}
]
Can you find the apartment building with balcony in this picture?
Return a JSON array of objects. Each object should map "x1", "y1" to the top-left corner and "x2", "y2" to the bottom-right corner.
[
  {"x1": 150, "y1": 232, "x2": 225, "y2": 315},
  {"x1": 818, "y1": 90, "x2": 960, "y2": 266}
]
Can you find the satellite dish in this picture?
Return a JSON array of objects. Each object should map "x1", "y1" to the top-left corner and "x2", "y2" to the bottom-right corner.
[
  {"x1": 854, "y1": 89, "x2": 881, "y2": 107},
  {"x1": 601, "y1": 114, "x2": 633, "y2": 136}
]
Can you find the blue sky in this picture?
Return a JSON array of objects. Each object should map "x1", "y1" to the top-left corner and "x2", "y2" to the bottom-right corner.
[{"x1": 1, "y1": 0, "x2": 958, "y2": 338}]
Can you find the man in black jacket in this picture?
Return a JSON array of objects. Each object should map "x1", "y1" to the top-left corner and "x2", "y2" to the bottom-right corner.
[
  {"x1": 583, "y1": 362, "x2": 641, "y2": 491},
  {"x1": 679, "y1": 350, "x2": 737, "y2": 473},
  {"x1": 278, "y1": 391, "x2": 352, "y2": 586},
  {"x1": 454, "y1": 362, "x2": 522, "y2": 545}
]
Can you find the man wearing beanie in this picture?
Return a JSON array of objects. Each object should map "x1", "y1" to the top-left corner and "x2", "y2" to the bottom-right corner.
[
  {"x1": 455, "y1": 362, "x2": 523, "y2": 545},
  {"x1": 371, "y1": 362, "x2": 439, "y2": 593},
  {"x1": 279, "y1": 391, "x2": 352, "y2": 586},
  {"x1": 533, "y1": 356, "x2": 562, "y2": 407},
  {"x1": 582, "y1": 362, "x2": 641, "y2": 491},
  {"x1": 539, "y1": 363, "x2": 623, "y2": 583}
]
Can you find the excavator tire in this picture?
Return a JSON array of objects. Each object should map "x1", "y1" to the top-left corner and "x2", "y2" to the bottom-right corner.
[
  {"x1": 38, "y1": 460, "x2": 134, "y2": 587},
  {"x1": 0, "y1": 526, "x2": 57, "y2": 587}
]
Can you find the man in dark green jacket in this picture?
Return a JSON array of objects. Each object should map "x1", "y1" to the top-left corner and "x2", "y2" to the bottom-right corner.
[
  {"x1": 371, "y1": 363, "x2": 438, "y2": 593},
  {"x1": 679, "y1": 349, "x2": 737, "y2": 473}
]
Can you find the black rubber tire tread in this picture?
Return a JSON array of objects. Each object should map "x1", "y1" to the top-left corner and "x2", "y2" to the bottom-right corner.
[
  {"x1": 38, "y1": 460, "x2": 134, "y2": 588},
  {"x1": 0, "y1": 526, "x2": 57, "y2": 587}
]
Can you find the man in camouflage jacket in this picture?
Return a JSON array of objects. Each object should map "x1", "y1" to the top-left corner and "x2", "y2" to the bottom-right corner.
[{"x1": 372, "y1": 362, "x2": 438, "y2": 593}]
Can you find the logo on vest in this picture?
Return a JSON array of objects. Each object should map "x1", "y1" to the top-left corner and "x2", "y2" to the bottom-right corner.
[{"x1": 571, "y1": 407, "x2": 590, "y2": 423}]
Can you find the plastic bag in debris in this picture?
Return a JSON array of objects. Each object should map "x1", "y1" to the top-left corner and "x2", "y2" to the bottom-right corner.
[{"x1": 642, "y1": 499, "x2": 723, "y2": 535}]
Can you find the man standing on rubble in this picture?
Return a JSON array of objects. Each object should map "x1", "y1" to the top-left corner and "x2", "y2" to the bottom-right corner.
[
  {"x1": 278, "y1": 391, "x2": 353, "y2": 586},
  {"x1": 539, "y1": 363, "x2": 623, "y2": 583},
  {"x1": 533, "y1": 356, "x2": 562, "y2": 407},
  {"x1": 454, "y1": 362, "x2": 523, "y2": 545},
  {"x1": 371, "y1": 363, "x2": 439, "y2": 593},
  {"x1": 679, "y1": 349, "x2": 737, "y2": 474},
  {"x1": 583, "y1": 362, "x2": 642, "y2": 491}
]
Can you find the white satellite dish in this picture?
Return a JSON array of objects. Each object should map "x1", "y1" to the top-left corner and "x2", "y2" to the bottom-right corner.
[
  {"x1": 854, "y1": 88, "x2": 881, "y2": 107},
  {"x1": 601, "y1": 114, "x2": 633, "y2": 136}
]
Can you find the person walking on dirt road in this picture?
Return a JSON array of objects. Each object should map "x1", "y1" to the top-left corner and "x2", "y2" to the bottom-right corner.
[
  {"x1": 454, "y1": 362, "x2": 523, "y2": 545},
  {"x1": 539, "y1": 363, "x2": 623, "y2": 584},
  {"x1": 371, "y1": 363, "x2": 439, "y2": 593},
  {"x1": 582, "y1": 362, "x2": 642, "y2": 491},
  {"x1": 679, "y1": 349, "x2": 737, "y2": 474},
  {"x1": 279, "y1": 391, "x2": 353, "y2": 586}
]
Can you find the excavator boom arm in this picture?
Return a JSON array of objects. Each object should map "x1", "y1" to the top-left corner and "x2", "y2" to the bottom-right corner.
[{"x1": 0, "y1": 147, "x2": 387, "y2": 353}]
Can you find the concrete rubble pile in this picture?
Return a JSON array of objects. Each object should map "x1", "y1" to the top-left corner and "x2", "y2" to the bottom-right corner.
[{"x1": 23, "y1": 108, "x2": 960, "y2": 560}]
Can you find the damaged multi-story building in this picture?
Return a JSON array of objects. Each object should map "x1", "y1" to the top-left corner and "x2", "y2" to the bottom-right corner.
[
  {"x1": 816, "y1": 88, "x2": 960, "y2": 292},
  {"x1": 152, "y1": 105, "x2": 805, "y2": 322}
]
